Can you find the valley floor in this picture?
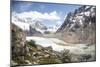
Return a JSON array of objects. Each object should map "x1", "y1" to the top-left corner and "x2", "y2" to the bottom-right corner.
[{"x1": 26, "y1": 35, "x2": 96, "y2": 60}]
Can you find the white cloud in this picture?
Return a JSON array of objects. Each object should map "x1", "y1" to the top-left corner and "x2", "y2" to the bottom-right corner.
[
  {"x1": 56, "y1": 21, "x2": 62, "y2": 25},
  {"x1": 12, "y1": 14, "x2": 30, "y2": 31},
  {"x1": 12, "y1": 11, "x2": 61, "y2": 22},
  {"x1": 12, "y1": 11, "x2": 62, "y2": 30}
]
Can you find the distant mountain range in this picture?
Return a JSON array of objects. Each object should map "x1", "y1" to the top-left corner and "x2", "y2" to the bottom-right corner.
[{"x1": 12, "y1": 14, "x2": 59, "y2": 36}]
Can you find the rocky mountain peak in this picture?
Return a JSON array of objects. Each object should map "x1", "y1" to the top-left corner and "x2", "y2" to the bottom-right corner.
[{"x1": 57, "y1": 5, "x2": 96, "y2": 44}]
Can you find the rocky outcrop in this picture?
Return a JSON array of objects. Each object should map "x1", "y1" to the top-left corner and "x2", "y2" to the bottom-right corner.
[
  {"x1": 24, "y1": 41, "x2": 63, "y2": 65},
  {"x1": 26, "y1": 25, "x2": 42, "y2": 36},
  {"x1": 57, "y1": 5, "x2": 96, "y2": 44},
  {"x1": 26, "y1": 21, "x2": 47, "y2": 36},
  {"x1": 11, "y1": 23, "x2": 28, "y2": 65}
]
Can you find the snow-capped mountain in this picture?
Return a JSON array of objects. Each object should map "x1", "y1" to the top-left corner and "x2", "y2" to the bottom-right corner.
[
  {"x1": 57, "y1": 5, "x2": 96, "y2": 44},
  {"x1": 30, "y1": 21, "x2": 47, "y2": 29},
  {"x1": 12, "y1": 13, "x2": 58, "y2": 36},
  {"x1": 27, "y1": 21, "x2": 47, "y2": 36},
  {"x1": 12, "y1": 14, "x2": 46, "y2": 35},
  {"x1": 47, "y1": 25, "x2": 60, "y2": 33},
  {"x1": 57, "y1": 5, "x2": 96, "y2": 32},
  {"x1": 29, "y1": 23, "x2": 59, "y2": 35}
]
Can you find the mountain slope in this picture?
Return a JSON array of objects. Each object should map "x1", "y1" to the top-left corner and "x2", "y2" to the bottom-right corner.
[{"x1": 57, "y1": 5, "x2": 96, "y2": 44}]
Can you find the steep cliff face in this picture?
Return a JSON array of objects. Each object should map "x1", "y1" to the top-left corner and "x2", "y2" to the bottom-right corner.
[
  {"x1": 57, "y1": 5, "x2": 96, "y2": 44},
  {"x1": 11, "y1": 23, "x2": 28, "y2": 65}
]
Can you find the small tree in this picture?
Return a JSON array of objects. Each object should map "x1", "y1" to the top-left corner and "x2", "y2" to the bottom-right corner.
[{"x1": 27, "y1": 40, "x2": 37, "y2": 48}]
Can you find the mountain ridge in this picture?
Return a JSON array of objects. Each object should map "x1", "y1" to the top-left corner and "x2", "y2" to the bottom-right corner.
[{"x1": 56, "y1": 5, "x2": 96, "y2": 44}]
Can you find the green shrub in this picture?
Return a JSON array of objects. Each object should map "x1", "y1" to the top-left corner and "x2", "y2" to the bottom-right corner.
[
  {"x1": 27, "y1": 40, "x2": 37, "y2": 48},
  {"x1": 60, "y1": 49, "x2": 72, "y2": 63}
]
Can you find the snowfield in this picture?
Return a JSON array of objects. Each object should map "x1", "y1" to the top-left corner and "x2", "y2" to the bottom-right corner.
[{"x1": 26, "y1": 36, "x2": 95, "y2": 55}]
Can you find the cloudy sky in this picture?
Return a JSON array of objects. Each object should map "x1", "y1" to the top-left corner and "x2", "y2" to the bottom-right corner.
[{"x1": 11, "y1": 0, "x2": 81, "y2": 27}]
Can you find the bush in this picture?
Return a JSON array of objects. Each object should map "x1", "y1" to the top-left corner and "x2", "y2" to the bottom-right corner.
[
  {"x1": 27, "y1": 40, "x2": 37, "y2": 48},
  {"x1": 60, "y1": 49, "x2": 72, "y2": 63}
]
